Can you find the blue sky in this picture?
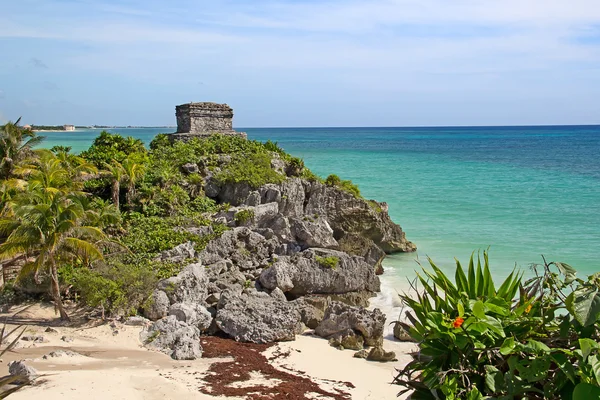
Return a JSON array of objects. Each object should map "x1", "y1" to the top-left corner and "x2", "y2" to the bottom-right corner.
[{"x1": 1, "y1": 0, "x2": 600, "y2": 127}]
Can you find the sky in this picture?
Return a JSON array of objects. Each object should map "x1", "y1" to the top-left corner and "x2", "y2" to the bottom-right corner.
[{"x1": 1, "y1": 0, "x2": 600, "y2": 127}]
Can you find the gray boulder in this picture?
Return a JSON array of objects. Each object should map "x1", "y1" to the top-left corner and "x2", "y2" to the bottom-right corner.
[
  {"x1": 327, "y1": 329, "x2": 364, "y2": 350},
  {"x1": 259, "y1": 249, "x2": 380, "y2": 296},
  {"x1": 144, "y1": 289, "x2": 170, "y2": 321},
  {"x1": 269, "y1": 287, "x2": 287, "y2": 302},
  {"x1": 141, "y1": 315, "x2": 202, "y2": 360},
  {"x1": 157, "y1": 241, "x2": 196, "y2": 263},
  {"x1": 21, "y1": 335, "x2": 46, "y2": 343},
  {"x1": 290, "y1": 218, "x2": 338, "y2": 249},
  {"x1": 315, "y1": 301, "x2": 385, "y2": 347},
  {"x1": 181, "y1": 163, "x2": 199, "y2": 174},
  {"x1": 43, "y1": 350, "x2": 82, "y2": 359},
  {"x1": 216, "y1": 291, "x2": 301, "y2": 343},
  {"x1": 367, "y1": 346, "x2": 397, "y2": 362},
  {"x1": 8, "y1": 360, "x2": 38, "y2": 382},
  {"x1": 158, "y1": 263, "x2": 208, "y2": 305},
  {"x1": 393, "y1": 322, "x2": 414, "y2": 342},
  {"x1": 292, "y1": 297, "x2": 326, "y2": 329},
  {"x1": 168, "y1": 303, "x2": 213, "y2": 332}
]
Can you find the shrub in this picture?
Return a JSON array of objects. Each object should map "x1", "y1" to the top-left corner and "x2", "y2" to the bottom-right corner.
[
  {"x1": 316, "y1": 256, "x2": 339, "y2": 269},
  {"x1": 324, "y1": 174, "x2": 361, "y2": 198},
  {"x1": 234, "y1": 209, "x2": 255, "y2": 225},
  {"x1": 81, "y1": 131, "x2": 147, "y2": 166},
  {"x1": 394, "y1": 252, "x2": 600, "y2": 400},
  {"x1": 66, "y1": 259, "x2": 158, "y2": 317},
  {"x1": 214, "y1": 153, "x2": 285, "y2": 189}
]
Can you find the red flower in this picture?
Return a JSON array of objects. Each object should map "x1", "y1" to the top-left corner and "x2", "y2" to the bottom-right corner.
[{"x1": 452, "y1": 317, "x2": 465, "y2": 329}]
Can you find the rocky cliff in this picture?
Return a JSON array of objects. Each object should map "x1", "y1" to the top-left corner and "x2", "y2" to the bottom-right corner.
[{"x1": 140, "y1": 142, "x2": 415, "y2": 360}]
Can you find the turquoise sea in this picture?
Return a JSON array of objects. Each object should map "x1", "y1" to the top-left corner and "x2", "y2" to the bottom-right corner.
[{"x1": 38, "y1": 126, "x2": 600, "y2": 316}]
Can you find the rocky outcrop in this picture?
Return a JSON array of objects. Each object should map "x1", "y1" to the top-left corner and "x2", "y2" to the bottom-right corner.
[
  {"x1": 366, "y1": 346, "x2": 397, "y2": 362},
  {"x1": 215, "y1": 290, "x2": 302, "y2": 343},
  {"x1": 8, "y1": 360, "x2": 38, "y2": 382},
  {"x1": 393, "y1": 321, "x2": 414, "y2": 342},
  {"x1": 315, "y1": 301, "x2": 385, "y2": 347},
  {"x1": 140, "y1": 134, "x2": 415, "y2": 354},
  {"x1": 259, "y1": 249, "x2": 380, "y2": 297},
  {"x1": 157, "y1": 263, "x2": 208, "y2": 305},
  {"x1": 140, "y1": 315, "x2": 202, "y2": 360},
  {"x1": 210, "y1": 178, "x2": 415, "y2": 255}
]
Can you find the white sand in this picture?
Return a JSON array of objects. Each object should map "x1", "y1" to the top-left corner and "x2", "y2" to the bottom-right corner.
[{"x1": 1, "y1": 303, "x2": 415, "y2": 399}]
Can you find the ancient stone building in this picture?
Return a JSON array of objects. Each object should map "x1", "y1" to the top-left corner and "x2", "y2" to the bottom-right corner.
[{"x1": 170, "y1": 102, "x2": 246, "y2": 141}]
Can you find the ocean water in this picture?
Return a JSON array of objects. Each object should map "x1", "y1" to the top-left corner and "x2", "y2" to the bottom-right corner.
[{"x1": 38, "y1": 126, "x2": 600, "y2": 320}]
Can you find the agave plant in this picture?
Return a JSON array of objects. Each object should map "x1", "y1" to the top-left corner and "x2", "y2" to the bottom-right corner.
[{"x1": 395, "y1": 253, "x2": 600, "y2": 400}]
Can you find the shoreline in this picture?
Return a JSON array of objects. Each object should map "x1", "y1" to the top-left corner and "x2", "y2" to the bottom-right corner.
[{"x1": 1, "y1": 303, "x2": 414, "y2": 399}]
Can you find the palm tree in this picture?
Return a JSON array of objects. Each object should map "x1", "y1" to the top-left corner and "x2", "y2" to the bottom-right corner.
[
  {"x1": 52, "y1": 147, "x2": 97, "y2": 181},
  {"x1": 103, "y1": 160, "x2": 126, "y2": 211},
  {"x1": 0, "y1": 190, "x2": 108, "y2": 321},
  {"x1": 122, "y1": 158, "x2": 146, "y2": 207},
  {"x1": 0, "y1": 119, "x2": 44, "y2": 180}
]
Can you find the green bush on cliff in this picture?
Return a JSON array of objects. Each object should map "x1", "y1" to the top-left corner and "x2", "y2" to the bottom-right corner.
[
  {"x1": 214, "y1": 153, "x2": 286, "y2": 189},
  {"x1": 234, "y1": 209, "x2": 255, "y2": 225},
  {"x1": 316, "y1": 255, "x2": 339, "y2": 269},
  {"x1": 325, "y1": 174, "x2": 361, "y2": 197},
  {"x1": 394, "y1": 253, "x2": 600, "y2": 400}
]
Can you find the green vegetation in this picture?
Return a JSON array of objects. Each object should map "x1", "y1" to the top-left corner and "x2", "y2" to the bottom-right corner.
[
  {"x1": 394, "y1": 252, "x2": 600, "y2": 400},
  {"x1": 234, "y1": 209, "x2": 255, "y2": 225},
  {"x1": 367, "y1": 200, "x2": 383, "y2": 213},
  {"x1": 0, "y1": 121, "x2": 360, "y2": 320},
  {"x1": 30, "y1": 125, "x2": 68, "y2": 131},
  {"x1": 325, "y1": 174, "x2": 361, "y2": 198},
  {"x1": 316, "y1": 255, "x2": 339, "y2": 269}
]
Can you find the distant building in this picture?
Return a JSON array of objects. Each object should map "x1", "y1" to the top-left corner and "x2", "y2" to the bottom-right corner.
[
  {"x1": 64, "y1": 125, "x2": 75, "y2": 131},
  {"x1": 23, "y1": 124, "x2": 32, "y2": 130}
]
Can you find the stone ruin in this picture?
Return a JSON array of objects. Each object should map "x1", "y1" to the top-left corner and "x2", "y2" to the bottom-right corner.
[{"x1": 169, "y1": 102, "x2": 247, "y2": 141}]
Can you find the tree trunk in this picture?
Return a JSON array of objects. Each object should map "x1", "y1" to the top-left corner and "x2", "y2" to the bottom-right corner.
[
  {"x1": 126, "y1": 184, "x2": 134, "y2": 206},
  {"x1": 111, "y1": 180, "x2": 120, "y2": 211},
  {"x1": 50, "y1": 261, "x2": 70, "y2": 322}
]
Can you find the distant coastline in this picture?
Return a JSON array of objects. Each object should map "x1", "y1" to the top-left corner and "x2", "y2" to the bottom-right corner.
[{"x1": 32, "y1": 126, "x2": 176, "y2": 132}]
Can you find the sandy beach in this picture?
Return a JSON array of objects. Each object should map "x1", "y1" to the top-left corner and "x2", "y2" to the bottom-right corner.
[{"x1": 0, "y1": 303, "x2": 414, "y2": 399}]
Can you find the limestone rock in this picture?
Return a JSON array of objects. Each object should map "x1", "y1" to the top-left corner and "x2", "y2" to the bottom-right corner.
[
  {"x1": 43, "y1": 350, "x2": 82, "y2": 359},
  {"x1": 21, "y1": 335, "x2": 46, "y2": 343},
  {"x1": 259, "y1": 249, "x2": 380, "y2": 297},
  {"x1": 181, "y1": 163, "x2": 199, "y2": 174},
  {"x1": 327, "y1": 329, "x2": 364, "y2": 350},
  {"x1": 270, "y1": 287, "x2": 287, "y2": 302},
  {"x1": 315, "y1": 301, "x2": 385, "y2": 347},
  {"x1": 354, "y1": 349, "x2": 369, "y2": 359},
  {"x1": 216, "y1": 291, "x2": 301, "y2": 343},
  {"x1": 157, "y1": 263, "x2": 208, "y2": 305},
  {"x1": 125, "y1": 316, "x2": 151, "y2": 327},
  {"x1": 367, "y1": 347, "x2": 397, "y2": 362},
  {"x1": 393, "y1": 322, "x2": 414, "y2": 342},
  {"x1": 290, "y1": 218, "x2": 338, "y2": 249},
  {"x1": 141, "y1": 315, "x2": 202, "y2": 360},
  {"x1": 168, "y1": 303, "x2": 213, "y2": 332},
  {"x1": 144, "y1": 290, "x2": 170, "y2": 321},
  {"x1": 8, "y1": 360, "x2": 38, "y2": 382},
  {"x1": 292, "y1": 297, "x2": 325, "y2": 329},
  {"x1": 61, "y1": 335, "x2": 74, "y2": 343},
  {"x1": 44, "y1": 327, "x2": 59, "y2": 334},
  {"x1": 157, "y1": 241, "x2": 196, "y2": 263}
]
